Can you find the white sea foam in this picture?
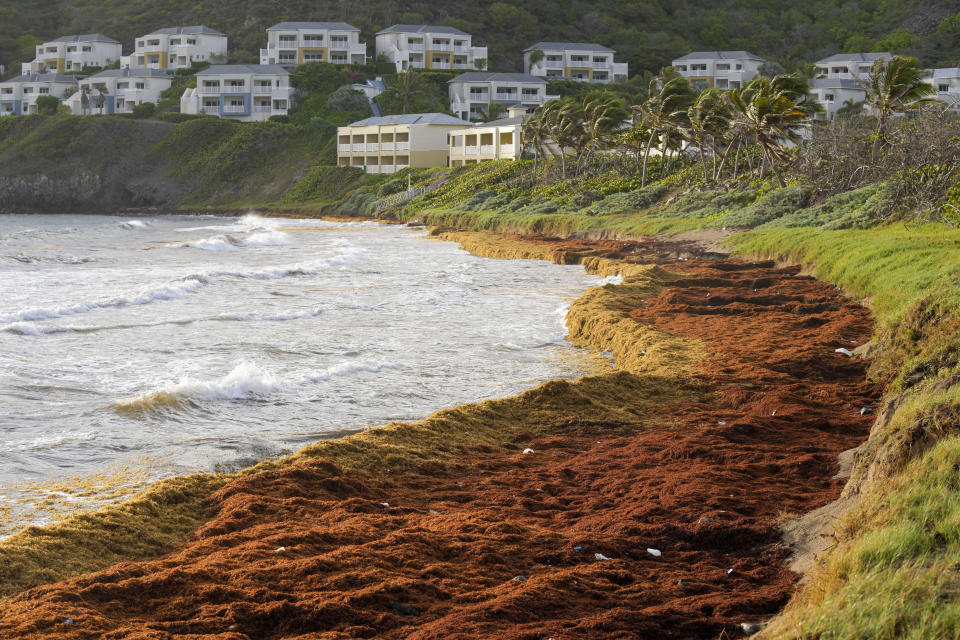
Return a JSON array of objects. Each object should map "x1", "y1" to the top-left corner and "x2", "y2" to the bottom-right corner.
[
  {"x1": 240, "y1": 230, "x2": 289, "y2": 247},
  {"x1": 306, "y1": 361, "x2": 402, "y2": 383},
  {"x1": 119, "y1": 220, "x2": 149, "y2": 230},
  {"x1": 175, "y1": 235, "x2": 239, "y2": 251},
  {"x1": 600, "y1": 274, "x2": 624, "y2": 285}
]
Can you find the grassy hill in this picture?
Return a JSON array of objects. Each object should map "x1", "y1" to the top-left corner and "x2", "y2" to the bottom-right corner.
[{"x1": 3, "y1": 0, "x2": 960, "y2": 80}]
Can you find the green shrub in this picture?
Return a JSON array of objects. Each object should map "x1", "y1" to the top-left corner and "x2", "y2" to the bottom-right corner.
[
  {"x1": 282, "y1": 165, "x2": 364, "y2": 204},
  {"x1": 717, "y1": 184, "x2": 810, "y2": 227},
  {"x1": 765, "y1": 183, "x2": 897, "y2": 230},
  {"x1": 131, "y1": 102, "x2": 156, "y2": 119},
  {"x1": 160, "y1": 112, "x2": 206, "y2": 123},
  {"x1": 582, "y1": 184, "x2": 669, "y2": 216},
  {"x1": 336, "y1": 189, "x2": 378, "y2": 216}
]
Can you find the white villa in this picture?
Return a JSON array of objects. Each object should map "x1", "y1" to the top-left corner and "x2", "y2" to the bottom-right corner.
[
  {"x1": 64, "y1": 68, "x2": 172, "y2": 115},
  {"x1": 260, "y1": 22, "x2": 366, "y2": 66},
  {"x1": 22, "y1": 34, "x2": 122, "y2": 75},
  {"x1": 523, "y1": 42, "x2": 628, "y2": 84},
  {"x1": 125, "y1": 26, "x2": 227, "y2": 71},
  {"x1": 180, "y1": 64, "x2": 293, "y2": 121},
  {"x1": 376, "y1": 25, "x2": 487, "y2": 72},
  {"x1": 671, "y1": 51, "x2": 765, "y2": 89},
  {"x1": 448, "y1": 72, "x2": 553, "y2": 122},
  {"x1": 809, "y1": 78, "x2": 866, "y2": 120},
  {"x1": 337, "y1": 113, "x2": 470, "y2": 173},
  {"x1": 0, "y1": 74, "x2": 78, "y2": 116},
  {"x1": 448, "y1": 110, "x2": 525, "y2": 167},
  {"x1": 926, "y1": 68, "x2": 960, "y2": 110},
  {"x1": 815, "y1": 52, "x2": 892, "y2": 80}
]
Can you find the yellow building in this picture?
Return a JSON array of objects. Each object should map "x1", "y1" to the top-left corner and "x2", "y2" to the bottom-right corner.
[
  {"x1": 337, "y1": 113, "x2": 471, "y2": 173},
  {"x1": 448, "y1": 113, "x2": 524, "y2": 167}
]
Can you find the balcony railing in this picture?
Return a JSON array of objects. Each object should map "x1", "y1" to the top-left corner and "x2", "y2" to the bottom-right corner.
[
  {"x1": 429, "y1": 43, "x2": 453, "y2": 52},
  {"x1": 381, "y1": 142, "x2": 395, "y2": 151},
  {"x1": 592, "y1": 60, "x2": 611, "y2": 69},
  {"x1": 352, "y1": 143, "x2": 364, "y2": 152},
  {"x1": 544, "y1": 60, "x2": 564, "y2": 68},
  {"x1": 500, "y1": 144, "x2": 516, "y2": 155},
  {"x1": 254, "y1": 105, "x2": 272, "y2": 113},
  {"x1": 365, "y1": 165, "x2": 380, "y2": 174},
  {"x1": 253, "y1": 85, "x2": 273, "y2": 94},
  {"x1": 407, "y1": 42, "x2": 425, "y2": 51},
  {"x1": 454, "y1": 63, "x2": 474, "y2": 69},
  {"x1": 366, "y1": 143, "x2": 379, "y2": 151},
  {"x1": 431, "y1": 62, "x2": 451, "y2": 70},
  {"x1": 395, "y1": 141, "x2": 410, "y2": 150},
  {"x1": 480, "y1": 145, "x2": 495, "y2": 154},
  {"x1": 199, "y1": 86, "x2": 221, "y2": 94},
  {"x1": 222, "y1": 105, "x2": 247, "y2": 113},
  {"x1": 338, "y1": 144, "x2": 351, "y2": 152},
  {"x1": 495, "y1": 92, "x2": 518, "y2": 100},
  {"x1": 464, "y1": 145, "x2": 478, "y2": 154}
]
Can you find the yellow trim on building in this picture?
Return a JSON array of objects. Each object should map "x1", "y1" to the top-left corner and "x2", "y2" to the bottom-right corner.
[
  {"x1": 425, "y1": 51, "x2": 453, "y2": 70},
  {"x1": 298, "y1": 47, "x2": 327, "y2": 64},
  {"x1": 565, "y1": 66, "x2": 593, "y2": 81}
]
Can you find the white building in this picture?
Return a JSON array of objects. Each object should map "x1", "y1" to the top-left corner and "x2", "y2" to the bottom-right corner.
[
  {"x1": 337, "y1": 113, "x2": 470, "y2": 173},
  {"x1": 671, "y1": 51, "x2": 765, "y2": 90},
  {"x1": 448, "y1": 111, "x2": 525, "y2": 167},
  {"x1": 64, "y1": 69, "x2": 173, "y2": 115},
  {"x1": 376, "y1": 25, "x2": 487, "y2": 72},
  {"x1": 523, "y1": 42, "x2": 628, "y2": 84},
  {"x1": 180, "y1": 65, "x2": 293, "y2": 122},
  {"x1": 125, "y1": 26, "x2": 227, "y2": 71},
  {"x1": 815, "y1": 53, "x2": 892, "y2": 81},
  {"x1": 22, "y1": 34, "x2": 122, "y2": 75},
  {"x1": 449, "y1": 72, "x2": 553, "y2": 122},
  {"x1": 809, "y1": 78, "x2": 866, "y2": 120},
  {"x1": 926, "y1": 68, "x2": 960, "y2": 110},
  {"x1": 259, "y1": 22, "x2": 366, "y2": 66},
  {"x1": 0, "y1": 74, "x2": 78, "y2": 116}
]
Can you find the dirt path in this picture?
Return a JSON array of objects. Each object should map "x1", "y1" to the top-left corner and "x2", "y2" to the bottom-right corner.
[{"x1": 0, "y1": 236, "x2": 879, "y2": 640}]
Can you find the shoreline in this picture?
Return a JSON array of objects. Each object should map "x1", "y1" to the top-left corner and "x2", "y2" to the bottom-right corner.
[{"x1": 0, "y1": 222, "x2": 880, "y2": 638}]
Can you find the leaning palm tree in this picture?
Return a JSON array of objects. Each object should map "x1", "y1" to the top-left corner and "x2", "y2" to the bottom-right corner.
[
  {"x1": 728, "y1": 75, "x2": 817, "y2": 188},
  {"x1": 633, "y1": 69, "x2": 697, "y2": 186},
  {"x1": 577, "y1": 93, "x2": 629, "y2": 172},
  {"x1": 682, "y1": 88, "x2": 730, "y2": 184},
  {"x1": 523, "y1": 105, "x2": 552, "y2": 176},
  {"x1": 541, "y1": 98, "x2": 581, "y2": 179},
  {"x1": 386, "y1": 70, "x2": 429, "y2": 114},
  {"x1": 858, "y1": 56, "x2": 938, "y2": 139}
]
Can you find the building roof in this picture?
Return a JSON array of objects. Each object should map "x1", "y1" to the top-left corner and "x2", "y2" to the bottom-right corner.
[
  {"x1": 377, "y1": 24, "x2": 469, "y2": 36},
  {"x1": 87, "y1": 68, "x2": 173, "y2": 80},
  {"x1": 197, "y1": 64, "x2": 290, "y2": 76},
  {"x1": 347, "y1": 113, "x2": 470, "y2": 126},
  {"x1": 672, "y1": 50, "x2": 764, "y2": 62},
  {"x1": 810, "y1": 78, "x2": 863, "y2": 90},
  {"x1": 816, "y1": 52, "x2": 892, "y2": 65},
  {"x1": 524, "y1": 42, "x2": 613, "y2": 53},
  {"x1": 145, "y1": 25, "x2": 225, "y2": 36},
  {"x1": 481, "y1": 115, "x2": 525, "y2": 126},
  {"x1": 3, "y1": 73, "x2": 78, "y2": 84},
  {"x1": 50, "y1": 34, "x2": 120, "y2": 44},
  {"x1": 927, "y1": 67, "x2": 960, "y2": 79},
  {"x1": 267, "y1": 22, "x2": 359, "y2": 31},
  {"x1": 450, "y1": 72, "x2": 545, "y2": 84}
]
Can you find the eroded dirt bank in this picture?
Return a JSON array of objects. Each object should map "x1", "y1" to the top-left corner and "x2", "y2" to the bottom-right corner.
[{"x1": 0, "y1": 233, "x2": 879, "y2": 639}]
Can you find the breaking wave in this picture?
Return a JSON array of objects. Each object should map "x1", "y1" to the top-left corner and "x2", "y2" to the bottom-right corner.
[{"x1": 119, "y1": 220, "x2": 149, "y2": 230}]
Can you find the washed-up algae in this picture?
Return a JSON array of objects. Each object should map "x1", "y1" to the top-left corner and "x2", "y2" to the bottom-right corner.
[{"x1": 0, "y1": 231, "x2": 880, "y2": 639}]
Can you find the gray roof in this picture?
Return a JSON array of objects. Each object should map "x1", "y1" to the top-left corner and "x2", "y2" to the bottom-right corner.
[
  {"x1": 378, "y1": 24, "x2": 469, "y2": 36},
  {"x1": 51, "y1": 34, "x2": 120, "y2": 44},
  {"x1": 810, "y1": 78, "x2": 863, "y2": 90},
  {"x1": 672, "y1": 50, "x2": 764, "y2": 62},
  {"x1": 480, "y1": 115, "x2": 525, "y2": 126},
  {"x1": 929, "y1": 67, "x2": 960, "y2": 78},
  {"x1": 88, "y1": 68, "x2": 173, "y2": 80},
  {"x1": 267, "y1": 22, "x2": 358, "y2": 31},
  {"x1": 3, "y1": 73, "x2": 78, "y2": 84},
  {"x1": 524, "y1": 42, "x2": 613, "y2": 53},
  {"x1": 450, "y1": 72, "x2": 545, "y2": 84},
  {"x1": 145, "y1": 25, "x2": 225, "y2": 36},
  {"x1": 347, "y1": 113, "x2": 470, "y2": 126},
  {"x1": 816, "y1": 52, "x2": 892, "y2": 65},
  {"x1": 197, "y1": 64, "x2": 290, "y2": 76}
]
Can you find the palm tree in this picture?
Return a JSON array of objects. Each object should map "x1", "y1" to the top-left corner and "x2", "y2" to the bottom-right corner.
[
  {"x1": 578, "y1": 93, "x2": 629, "y2": 171},
  {"x1": 682, "y1": 88, "x2": 730, "y2": 184},
  {"x1": 386, "y1": 70, "x2": 429, "y2": 114},
  {"x1": 523, "y1": 105, "x2": 552, "y2": 176},
  {"x1": 633, "y1": 69, "x2": 697, "y2": 186},
  {"x1": 728, "y1": 75, "x2": 817, "y2": 188},
  {"x1": 541, "y1": 99, "x2": 580, "y2": 179},
  {"x1": 858, "y1": 56, "x2": 939, "y2": 139}
]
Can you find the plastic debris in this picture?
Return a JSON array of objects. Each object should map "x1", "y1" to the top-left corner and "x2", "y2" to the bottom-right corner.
[
  {"x1": 573, "y1": 546, "x2": 583, "y2": 551},
  {"x1": 428, "y1": 508, "x2": 438, "y2": 514},
  {"x1": 274, "y1": 546, "x2": 285, "y2": 553},
  {"x1": 63, "y1": 618, "x2": 74, "y2": 626},
  {"x1": 741, "y1": 622, "x2": 762, "y2": 634},
  {"x1": 512, "y1": 575, "x2": 528, "y2": 583},
  {"x1": 380, "y1": 502, "x2": 389, "y2": 507},
  {"x1": 389, "y1": 601, "x2": 418, "y2": 616},
  {"x1": 835, "y1": 347, "x2": 854, "y2": 357},
  {"x1": 522, "y1": 448, "x2": 535, "y2": 454},
  {"x1": 595, "y1": 553, "x2": 611, "y2": 561},
  {"x1": 860, "y1": 407, "x2": 874, "y2": 416},
  {"x1": 699, "y1": 516, "x2": 715, "y2": 524},
  {"x1": 718, "y1": 421, "x2": 727, "y2": 425},
  {"x1": 727, "y1": 568, "x2": 735, "y2": 575},
  {"x1": 646, "y1": 548, "x2": 662, "y2": 557}
]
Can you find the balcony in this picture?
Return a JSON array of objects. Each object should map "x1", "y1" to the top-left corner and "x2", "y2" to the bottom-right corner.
[
  {"x1": 454, "y1": 62, "x2": 475, "y2": 69},
  {"x1": 338, "y1": 144, "x2": 351, "y2": 152},
  {"x1": 469, "y1": 92, "x2": 490, "y2": 101},
  {"x1": 464, "y1": 145, "x2": 478, "y2": 154},
  {"x1": 365, "y1": 165, "x2": 380, "y2": 174},
  {"x1": 495, "y1": 92, "x2": 518, "y2": 101},
  {"x1": 366, "y1": 143, "x2": 379, "y2": 151},
  {"x1": 431, "y1": 62, "x2": 451, "y2": 70},
  {"x1": 222, "y1": 105, "x2": 247, "y2": 114},
  {"x1": 544, "y1": 60, "x2": 564, "y2": 69},
  {"x1": 381, "y1": 142, "x2": 395, "y2": 151},
  {"x1": 254, "y1": 105, "x2": 272, "y2": 113},
  {"x1": 352, "y1": 143, "x2": 364, "y2": 152},
  {"x1": 592, "y1": 60, "x2": 611, "y2": 69},
  {"x1": 407, "y1": 42, "x2": 425, "y2": 51},
  {"x1": 429, "y1": 43, "x2": 453, "y2": 52},
  {"x1": 454, "y1": 45, "x2": 471, "y2": 53},
  {"x1": 396, "y1": 141, "x2": 410, "y2": 150},
  {"x1": 253, "y1": 85, "x2": 273, "y2": 94},
  {"x1": 500, "y1": 144, "x2": 516, "y2": 155},
  {"x1": 480, "y1": 145, "x2": 495, "y2": 154},
  {"x1": 199, "y1": 86, "x2": 221, "y2": 95}
]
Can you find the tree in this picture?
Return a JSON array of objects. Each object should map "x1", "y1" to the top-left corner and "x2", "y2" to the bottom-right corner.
[
  {"x1": 859, "y1": 55, "x2": 939, "y2": 140},
  {"x1": 682, "y1": 88, "x2": 730, "y2": 183},
  {"x1": 131, "y1": 102, "x2": 156, "y2": 118},
  {"x1": 523, "y1": 105, "x2": 552, "y2": 175},
  {"x1": 385, "y1": 70, "x2": 429, "y2": 114},
  {"x1": 577, "y1": 92, "x2": 629, "y2": 171},
  {"x1": 34, "y1": 95, "x2": 60, "y2": 115},
  {"x1": 633, "y1": 68, "x2": 697, "y2": 186},
  {"x1": 326, "y1": 86, "x2": 371, "y2": 114},
  {"x1": 528, "y1": 48, "x2": 545, "y2": 69}
]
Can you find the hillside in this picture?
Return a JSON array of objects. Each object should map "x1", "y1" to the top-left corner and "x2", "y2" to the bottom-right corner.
[{"x1": 3, "y1": 0, "x2": 960, "y2": 79}]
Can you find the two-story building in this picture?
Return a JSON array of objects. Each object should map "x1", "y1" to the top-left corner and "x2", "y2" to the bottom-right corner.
[
  {"x1": 260, "y1": 22, "x2": 366, "y2": 66},
  {"x1": 64, "y1": 68, "x2": 173, "y2": 115},
  {"x1": 337, "y1": 113, "x2": 470, "y2": 173},
  {"x1": 926, "y1": 68, "x2": 960, "y2": 111},
  {"x1": 375, "y1": 25, "x2": 487, "y2": 72},
  {"x1": 448, "y1": 110, "x2": 525, "y2": 167},
  {"x1": 809, "y1": 78, "x2": 866, "y2": 120},
  {"x1": 448, "y1": 72, "x2": 552, "y2": 122},
  {"x1": 671, "y1": 51, "x2": 765, "y2": 90},
  {"x1": 22, "y1": 34, "x2": 122, "y2": 75},
  {"x1": 814, "y1": 52, "x2": 892, "y2": 80},
  {"x1": 523, "y1": 42, "x2": 628, "y2": 84},
  {"x1": 0, "y1": 74, "x2": 79, "y2": 116},
  {"x1": 180, "y1": 65, "x2": 293, "y2": 121},
  {"x1": 125, "y1": 26, "x2": 227, "y2": 71}
]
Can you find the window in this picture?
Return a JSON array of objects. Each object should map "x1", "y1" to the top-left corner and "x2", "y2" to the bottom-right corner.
[
  {"x1": 303, "y1": 34, "x2": 323, "y2": 42},
  {"x1": 939, "y1": 84, "x2": 950, "y2": 92},
  {"x1": 39, "y1": 87, "x2": 49, "y2": 94},
  {"x1": 716, "y1": 64, "x2": 730, "y2": 71},
  {"x1": 136, "y1": 82, "x2": 145, "y2": 89},
  {"x1": 824, "y1": 93, "x2": 834, "y2": 101},
  {"x1": 137, "y1": 41, "x2": 144, "y2": 48},
  {"x1": 170, "y1": 39, "x2": 181, "y2": 45},
  {"x1": 23, "y1": 87, "x2": 33, "y2": 93}
]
